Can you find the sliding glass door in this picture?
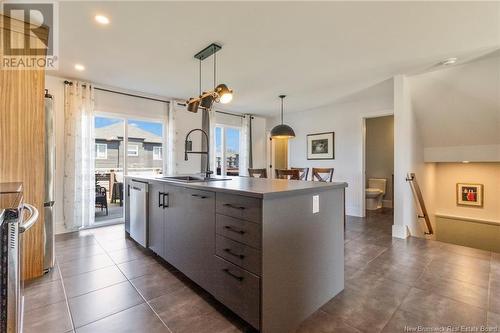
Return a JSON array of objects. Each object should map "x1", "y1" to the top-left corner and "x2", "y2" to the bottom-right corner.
[
  {"x1": 215, "y1": 125, "x2": 241, "y2": 176},
  {"x1": 126, "y1": 119, "x2": 164, "y2": 177},
  {"x1": 93, "y1": 115, "x2": 164, "y2": 225},
  {"x1": 94, "y1": 116, "x2": 125, "y2": 224}
]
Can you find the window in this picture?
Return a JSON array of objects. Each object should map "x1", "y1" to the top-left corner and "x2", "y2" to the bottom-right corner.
[
  {"x1": 214, "y1": 125, "x2": 241, "y2": 176},
  {"x1": 127, "y1": 144, "x2": 139, "y2": 156},
  {"x1": 95, "y1": 143, "x2": 108, "y2": 159},
  {"x1": 153, "y1": 146, "x2": 163, "y2": 160}
]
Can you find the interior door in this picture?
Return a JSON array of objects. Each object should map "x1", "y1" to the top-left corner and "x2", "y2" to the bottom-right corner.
[{"x1": 271, "y1": 138, "x2": 289, "y2": 177}]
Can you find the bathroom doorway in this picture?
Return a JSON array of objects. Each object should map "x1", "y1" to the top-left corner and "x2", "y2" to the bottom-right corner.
[{"x1": 362, "y1": 114, "x2": 394, "y2": 218}]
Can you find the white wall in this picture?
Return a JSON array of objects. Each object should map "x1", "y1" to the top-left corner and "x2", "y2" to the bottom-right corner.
[
  {"x1": 170, "y1": 101, "x2": 203, "y2": 174},
  {"x1": 391, "y1": 55, "x2": 500, "y2": 238},
  {"x1": 393, "y1": 75, "x2": 437, "y2": 238},
  {"x1": 272, "y1": 81, "x2": 393, "y2": 217},
  {"x1": 410, "y1": 54, "x2": 500, "y2": 162}
]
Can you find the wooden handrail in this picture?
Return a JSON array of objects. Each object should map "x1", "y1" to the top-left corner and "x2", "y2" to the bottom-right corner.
[{"x1": 406, "y1": 173, "x2": 434, "y2": 235}]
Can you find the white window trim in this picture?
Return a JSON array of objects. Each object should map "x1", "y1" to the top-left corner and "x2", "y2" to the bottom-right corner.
[
  {"x1": 153, "y1": 146, "x2": 163, "y2": 160},
  {"x1": 127, "y1": 144, "x2": 139, "y2": 157},
  {"x1": 95, "y1": 143, "x2": 108, "y2": 159}
]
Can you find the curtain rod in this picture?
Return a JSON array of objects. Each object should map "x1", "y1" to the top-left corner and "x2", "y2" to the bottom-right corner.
[
  {"x1": 64, "y1": 80, "x2": 169, "y2": 104},
  {"x1": 175, "y1": 102, "x2": 247, "y2": 119},
  {"x1": 216, "y1": 110, "x2": 246, "y2": 119}
]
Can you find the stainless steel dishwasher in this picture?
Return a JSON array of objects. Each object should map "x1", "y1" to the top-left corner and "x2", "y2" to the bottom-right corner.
[{"x1": 129, "y1": 180, "x2": 148, "y2": 247}]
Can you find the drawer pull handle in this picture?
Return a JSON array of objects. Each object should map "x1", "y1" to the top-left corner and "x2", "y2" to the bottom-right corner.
[
  {"x1": 223, "y1": 226, "x2": 246, "y2": 235},
  {"x1": 222, "y1": 268, "x2": 244, "y2": 281},
  {"x1": 223, "y1": 203, "x2": 246, "y2": 210},
  {"x1": 223, "y1": 248, "x2": 245, "y2": 259},
  {"x1": 191, "y1": 194, "x2": 207, "y2": 199}
]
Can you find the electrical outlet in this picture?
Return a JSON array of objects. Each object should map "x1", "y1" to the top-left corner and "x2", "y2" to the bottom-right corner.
[{"x1": 313, "y1": 195, "x2": 319, "y2": 213}]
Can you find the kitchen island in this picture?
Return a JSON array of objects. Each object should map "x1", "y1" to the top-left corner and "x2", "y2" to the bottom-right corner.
[{"x1": 124, "y1": 175, "x2": 347, "y2": 333}]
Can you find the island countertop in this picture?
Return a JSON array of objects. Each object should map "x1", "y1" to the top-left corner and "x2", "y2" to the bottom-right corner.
[
  {"x1": 125, "y1": 175, "x2": 347, "y2": 199},
  {"x1": 125, "y1": 174, "x2": 346, "y2": 332}
]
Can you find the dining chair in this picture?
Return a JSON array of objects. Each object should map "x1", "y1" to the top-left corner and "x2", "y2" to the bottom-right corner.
[
  {"x1": 312, "y1": 168, "x2": 334, "y2": 182},
  {"x1": 95, "y1": 185, "x2": 108, "y2": 215},
  {"x1": 275, "y1": 169, "x2": 300, "y2": 180},
  {"x1": 248, "y1": 168, "x2": 268, "y2": 178},
  {"x1": 291, "y1": 167, "x2": 309, "y2": 181}
]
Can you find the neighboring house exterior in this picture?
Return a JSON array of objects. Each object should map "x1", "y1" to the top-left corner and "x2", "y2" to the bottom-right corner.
[{"x1": 94, "y1": 122, "x2": 162, "y2": 172}]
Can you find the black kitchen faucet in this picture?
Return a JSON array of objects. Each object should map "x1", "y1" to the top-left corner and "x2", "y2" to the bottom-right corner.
[{"x1": 184, "y1": 128, "x2": 213, "y2": 179}]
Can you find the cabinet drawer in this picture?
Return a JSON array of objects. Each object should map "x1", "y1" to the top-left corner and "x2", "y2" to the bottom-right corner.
[
  {"x1": 216, "y1": 235, "x2": 261, "y2": 276},
  {"x1": 216, "y1": 214, "x2": 261, "y2": 249},
  {"x1": 213, "y1": 256, "x2": 260, "y2": 329},
  {"x1": 185, "y1": 188, "x2": 215, "y2": 201},
  {"x1": 216, "y1": 193, "x2": 262, "y2": 223}
]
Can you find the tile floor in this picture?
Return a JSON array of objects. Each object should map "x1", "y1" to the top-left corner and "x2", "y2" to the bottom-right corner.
[{"x1": 23, "y1": 209, "x2": 500, "y2": 333}]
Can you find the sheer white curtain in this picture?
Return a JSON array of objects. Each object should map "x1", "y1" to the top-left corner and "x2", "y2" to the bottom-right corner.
[
  {"x1": 239, "y1": 114, "x2": 251, "y2": 176},
  {"x1": 209, "y1": 109, "x2": 217, "y2": 173},
  {"x1": 166, "y1": 101, "x2": 178, "y2": 175},
  {"x1": 63, "y1": 82, "x2": 95, "y2": 230}
]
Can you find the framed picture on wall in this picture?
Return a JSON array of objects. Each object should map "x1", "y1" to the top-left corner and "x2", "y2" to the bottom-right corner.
[
  {"x1": 456, "y1": 183, "x2": 483, "y2": 207},
  {"x1": 307, "y1": 132, "x2": 334, "y2": 160}
]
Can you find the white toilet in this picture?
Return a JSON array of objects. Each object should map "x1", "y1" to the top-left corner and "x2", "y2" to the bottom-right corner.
[{"x1": 366, "y1": 178, "x2": 387, "y2": 211}]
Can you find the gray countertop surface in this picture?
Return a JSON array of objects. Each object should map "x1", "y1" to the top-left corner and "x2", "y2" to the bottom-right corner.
[{"x1": 126, "y1": 175, "x2": 347, "y2": 199}]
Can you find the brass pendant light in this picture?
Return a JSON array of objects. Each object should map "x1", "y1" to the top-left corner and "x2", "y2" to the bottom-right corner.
[
  {"x1": 271, "y1": 95, "x2": 295, "y2": 139},
  {"x1": 186, "y1": 43, "x2": 233, "y2": 113}
]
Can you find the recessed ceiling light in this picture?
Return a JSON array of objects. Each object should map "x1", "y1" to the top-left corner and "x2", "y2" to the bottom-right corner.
[
  {"x1": 462, "y1": 161, "x2": 470, "y2": 164},
  {"x1": 94, "y1": 15, "x2": 110, "y2": 25},
  {"x1": 74, "y1": 64, "x2": 85, "y2": 71},
  {"x1": 441, "y1": 57, "x2": 458, "y2": 66}
]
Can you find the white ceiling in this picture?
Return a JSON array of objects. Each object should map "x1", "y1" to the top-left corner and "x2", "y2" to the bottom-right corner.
[
  {"x1": 411, "y1": 54, "x2": 500, "y2": 148},
  {"x1": 54, "y1": 1, "x2": 500, "y2": 116}
]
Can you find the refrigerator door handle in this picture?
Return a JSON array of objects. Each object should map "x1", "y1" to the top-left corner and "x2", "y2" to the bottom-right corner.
[{"x1": 19, "y1": 203, "x2": 39, "y2": 233}]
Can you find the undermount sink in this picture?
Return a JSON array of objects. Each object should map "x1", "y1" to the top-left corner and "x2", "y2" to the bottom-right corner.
[{"x1": 160, "y1": 175, "x2": 231, "y2": 183}]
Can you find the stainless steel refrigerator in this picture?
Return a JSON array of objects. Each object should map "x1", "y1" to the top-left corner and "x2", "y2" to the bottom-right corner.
[{"x1": 44, "y1": 90, "x2": 56, "y2": 272}]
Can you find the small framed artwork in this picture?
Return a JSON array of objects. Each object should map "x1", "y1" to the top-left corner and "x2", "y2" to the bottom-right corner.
[
  {"x1": 307, "y1": 132, "x2": 334, "y2": 160},
  {"x1": 456, "y1": 183, "x2": 483, "y2": 207}
]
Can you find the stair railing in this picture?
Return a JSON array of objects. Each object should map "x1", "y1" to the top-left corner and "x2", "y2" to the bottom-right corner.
[{"x1": 405, "y1": 172, "x2": 434, "y2": 235}]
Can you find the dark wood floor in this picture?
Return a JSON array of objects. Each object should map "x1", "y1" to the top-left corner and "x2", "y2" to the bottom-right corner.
[{"x1": 23, "y1": 209, "x2": 500, "y2": 333}]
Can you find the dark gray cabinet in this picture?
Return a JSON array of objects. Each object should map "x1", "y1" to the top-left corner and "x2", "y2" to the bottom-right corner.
[
  {"x1": 148, "y1": 181, "x2": 166, "y2": 258},
  {"x1": 146, "y1": 184, "x2": 261, "y2": 330},
  {"x1": 213, "y1": 256, "x2": 260, "y2": 329},
  {"x1": 147, "y1": 181, "x2": 216, "y2": 293},
  {"x1": 132, "y1": 176, "x2": 347, "y2": 333},
  {"x1": 166, "y1": 187, "x2": 215, "y2": 293}
]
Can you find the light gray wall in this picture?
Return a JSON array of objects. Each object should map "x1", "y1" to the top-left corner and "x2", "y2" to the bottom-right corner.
[
  {"x1": 410, "y1": 54, "x2": 500, "y2": 162},
  {"x1": 366, "y1": 115, "x2": 394, "y2": 202},
  {"x1": 269, "y1": 80, "x2": 394, "y2": 217}
]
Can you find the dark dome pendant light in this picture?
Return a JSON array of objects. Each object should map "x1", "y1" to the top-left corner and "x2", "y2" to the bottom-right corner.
[{"x1": 271, "y1": 95, "x2": 296, "y2": 139}]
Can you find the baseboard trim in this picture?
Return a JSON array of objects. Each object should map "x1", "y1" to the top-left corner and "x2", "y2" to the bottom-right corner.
[{"x1": 392, "y1": 224, "x2": 409, "y2": 239}]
